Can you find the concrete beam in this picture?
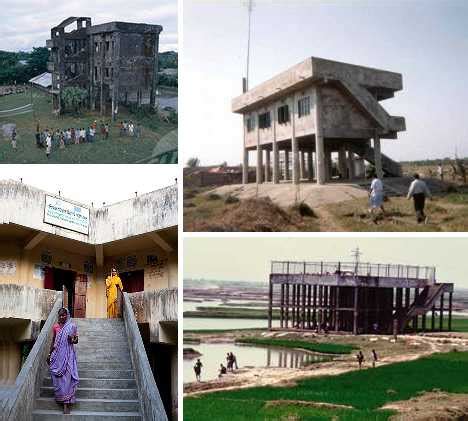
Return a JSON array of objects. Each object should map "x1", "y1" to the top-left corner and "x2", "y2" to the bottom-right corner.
[
  {"x1": 24, "y1": 232, "x2": 48, "y2": 251},
  {"x1": 147, "y1": 232, "x2": 173, "y2": 253},
  {"x1": 95, "y1": 244, "x2": 104, "y2": 267}
]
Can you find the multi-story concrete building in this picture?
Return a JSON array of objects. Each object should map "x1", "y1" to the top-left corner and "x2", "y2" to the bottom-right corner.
[
  {"x1": 47, "y1": 17, "x2": 162, "y2": 115},
  {"x1": 0, "y1": 180, "x2": 177, "y2": 419},
  {"x1": 232, "y1": 57, "x2": 406, "y2": 185}
]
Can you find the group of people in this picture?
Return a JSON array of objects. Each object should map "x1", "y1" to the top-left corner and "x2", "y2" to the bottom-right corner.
[
  {"x1": 193, "y1": 352, "x2": 239, "y2": 382},
  {"x1": 118, "y1": 120, "x2": 141, "y2": 138},
  {"x1": 368, "y1": 172, "x2": 432, "y2": 224},
  {"x1": 356, "y1": 349, "x2": 378, "y2": 369}
]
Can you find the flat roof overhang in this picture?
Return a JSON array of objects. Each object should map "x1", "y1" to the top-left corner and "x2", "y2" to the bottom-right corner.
[{"x1": 232, "y1": 56, "x2": 403, "y2": 114}]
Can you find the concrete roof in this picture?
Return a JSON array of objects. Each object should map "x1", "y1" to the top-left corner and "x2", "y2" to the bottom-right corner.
[
  {"x1": 29, "y1": 72, "x2": 51, "y2": 88},
  {"x1": 0, "y1": 180, "x2": 177, "y2": 245},
  {"x1": 87, "y1": 21, "x2": 163, "y2": 35},
  {"x1": 232, "y1": 56, "x2": 403, "y2": 113}
]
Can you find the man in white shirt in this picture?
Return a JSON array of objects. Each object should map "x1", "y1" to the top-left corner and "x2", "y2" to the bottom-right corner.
[
  {"x1": 45, "y1": 133, "x2": 51, "y2": 159},
  {"x1": 369, "y1": 173, "x2": 385, "y2": 215},
  {"x1": 407, "y1": 173, "x2": 432, "y2": 223}
]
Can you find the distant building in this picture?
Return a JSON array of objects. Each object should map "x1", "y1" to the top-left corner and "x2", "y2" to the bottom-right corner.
[
  {"x1": 47, "y1": 17, "x2": 162, "y2": 114},
  {"x1": 29, "y1": 72, "x2": 52, "y2": 93},
  {"x1": 232, "y1": 57, "x2": 406, "y2": 185}
]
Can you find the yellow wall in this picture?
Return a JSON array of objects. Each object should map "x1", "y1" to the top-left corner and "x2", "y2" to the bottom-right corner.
[
  {"x1": 0, "y1": 341, "x2": 21, "y2": 385},
  {"x1": 0, "y1": 242, "x2": 177, "y2": 319}
]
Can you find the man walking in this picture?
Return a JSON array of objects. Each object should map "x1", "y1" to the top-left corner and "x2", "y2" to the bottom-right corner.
[
  {"x1": 194, "y1": 359, "x2": 203, "y2": 382},
  {"x1": 407, "y1": 173, "x2": 432, "y2": 224}
]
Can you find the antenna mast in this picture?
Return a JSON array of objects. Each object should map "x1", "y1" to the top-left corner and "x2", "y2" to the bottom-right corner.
[{"x1": 244, "y1": 0, "x2": 254, "y2": 91}]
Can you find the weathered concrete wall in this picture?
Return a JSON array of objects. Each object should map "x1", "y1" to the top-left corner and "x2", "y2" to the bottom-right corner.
[
  {"x1": 122, "y1": 292, "x2": 168, "y2": 421},
  {"x1": 128, "y1": 289, "x2": 177, "y2": 344},
  {"x1": 0, "y1": 181, "x2": 177, "y2": 245}
]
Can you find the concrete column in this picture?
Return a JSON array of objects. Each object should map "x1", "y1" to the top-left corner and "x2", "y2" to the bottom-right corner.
[
  {"x1": 300, "y1": 151, "x2": 306, "y2": 180},
  {"x1": 373, "y1": 131, "x2": 383, "y2": 179},
  {"x1": 272, "y1": 109, "x2": 279, "y2": 184},
  {"x1": 291, "y1": 94, "x2": 299, "y2": 184},
  {"x1": 338, "y1": 146, "x2": 347, "y2": 179},
  {"x1": 307, "y1": 150, "x2": 314, "y2": 181},
  {"x1": 265, "y1": 149, "x2": 271, "y2": 182},
  {"x1": 242, "y1": 148, "x2": 249, "y2": 184},
  {"x1": 324, "y1": 149, "x2": 332, "y2": 181},
  {"x1": 347, "y1": 151, "x2": 355, "y2": 180},
  {"x1": 284, "y1": 150, "x2": 290, "y2": 181},
  {"x1": 313, "y1": 87, "x2": 326, "y2": 184},
  {"x1": 256, "y1": 146, "x2": 263, "y2": 184},
  {"x1": 268, "y1": 280, "x2": 273, "y2": 329}
]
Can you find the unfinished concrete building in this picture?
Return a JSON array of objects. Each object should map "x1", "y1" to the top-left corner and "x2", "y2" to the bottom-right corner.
[
  {"x1": 47, "y1": 17, "x2": 162, "y2": 114},
  {"x1": 232, "y1": 57, "x2": 406, "y2": 185},
  {"x1": 268, "y1": 261, "x2": 454, "y2": 335}
]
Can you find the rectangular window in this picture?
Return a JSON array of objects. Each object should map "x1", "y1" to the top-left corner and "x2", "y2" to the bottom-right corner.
[
  {"x1": 277, "y1": 104, "x2": 290, "y2": 124},
  {"x1": 94, "y1": 66, "x2": 98, "y2": 80},
  {"x1": 246, "y1": 116, "x2": 255, "y2": 132},
  {"x1": 94, "y1": 42, "x2": 98, "y2": 53},
  {"x1": 298, "y1": 96, "x2": 311, "y2": 118},
  {"x1": 258, "y1": 112, "x2": 271, "y2": 129},
  {"x1": 105, "y1": 68, "x2": 109, "y2": 78},
  {"x1": 111, "y1": 68, "x2": 114, "y2": 78},
  {"x1": 106, "y1": 41, "x2": 110, "y2": 52}
]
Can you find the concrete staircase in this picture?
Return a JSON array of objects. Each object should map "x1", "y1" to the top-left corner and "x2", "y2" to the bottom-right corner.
[
  {"x1": 32, "y1": 318, "x2": 142, "y2": 420},
  {"x1": 355, "y1": 144, "x2": 402, "y2": 177}
]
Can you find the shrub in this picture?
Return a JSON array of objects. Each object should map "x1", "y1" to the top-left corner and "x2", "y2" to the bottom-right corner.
[
  {"x1": 225, "y1": 195, "x2": 240, "y2": 204},
  {"x1": 207, "y1": 193, "x2": 221, "y2": 201},
  {"x1": 291, "y1": 201, "x2": 317, "y2": 218}
]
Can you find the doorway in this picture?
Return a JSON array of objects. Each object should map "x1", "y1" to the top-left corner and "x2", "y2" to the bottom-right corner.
[{"x1": 120, "y1": 269, "x2": 144, "y2": 293}]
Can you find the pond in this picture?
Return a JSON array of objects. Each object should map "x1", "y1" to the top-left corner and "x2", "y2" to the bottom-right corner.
[{"x1": 183, "y1": 341, "x2": 332, "y2": 383}]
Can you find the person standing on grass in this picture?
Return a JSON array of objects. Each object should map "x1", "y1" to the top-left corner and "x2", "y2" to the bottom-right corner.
[
  {"x1": 11, "y1": 129, "x2": 17, "y2": 151},
  {"x1": 438, "y1": 162, "x2": 444, "y2": 181},
  {"x1": 407, "y1": 173, "x2": 432, "y2": 224},
  {"x1": 105, "y1": 123, "x2": 109, "y2": 139},
  {"x1": 194, "y1": 359, "x2": 203, "y2": 382},
  {"x1": 35, "y1": 130, "x2": 41, "y2": 148},
  {"x1": 368, "y1": 173, "x2": 385, "y2": 216},
  {"x1": 46, "y1": 132, "x2": 52, "y2": 159},
  {"x1": 357, "y1": 351, "x2": 364, "y2": 369},
  {"x1": 371, "y1": 349, "x2": 378, "y2": 368}
]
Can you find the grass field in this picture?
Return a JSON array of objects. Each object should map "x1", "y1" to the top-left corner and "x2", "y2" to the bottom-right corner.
[
  {"x1": 184, "y1": 187, "x2": 468, "y2": 232},
  {"x1": 237, "y1": 337, "x2": 356, "y2": 354},
  {"x1": 451, "y1": 316, "x2": 468, "y2": 332},
  {"x1": 0, "y1": 90, "x2": 177, "y2": 163},
  {"x1": 184, "y1": 351, "x2": 468, "y2": 420}
]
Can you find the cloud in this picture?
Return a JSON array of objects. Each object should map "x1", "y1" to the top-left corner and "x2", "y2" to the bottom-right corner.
[{"x1": 0, "y1": 0, "x2": 177, "y2": 51}]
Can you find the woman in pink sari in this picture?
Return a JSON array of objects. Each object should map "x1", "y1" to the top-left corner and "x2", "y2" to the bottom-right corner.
[{"x1": 47, "y1": 308, "x2": 79, "y2": 414}]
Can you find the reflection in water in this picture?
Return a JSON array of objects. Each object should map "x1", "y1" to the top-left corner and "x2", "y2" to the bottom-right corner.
[
  {"x1": 183, "y1": 342, "x2": 331, "y2": 383},
  {"x1": 184, "y1": 317, "x2": 279, "y2": 330}
]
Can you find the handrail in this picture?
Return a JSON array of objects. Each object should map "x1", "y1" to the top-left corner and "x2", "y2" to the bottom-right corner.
[
  {"x1": 122, "y1": 292, "x2": 168, "y2": 421},
  {"x1": 3, "y1": 293, "x2": 62, "y2": 421}
]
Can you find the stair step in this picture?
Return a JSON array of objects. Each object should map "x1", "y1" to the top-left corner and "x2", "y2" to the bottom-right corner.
[
  {"x1": 35, "y1": 397, "x2": 140, "y2": 412},
  {"x1": 77, "y1": 362, "x2": 133, "y2": 371},
  {"x1": 77, "y1": 370, "x2": 134, "y2": 379},
  {"x1": 32, "y1": 409, "x2": 141, "y2": 420},
  {"x1": 40, "y1": 387, "x2": 138, "y2": 400},
  {"x1": 43, "y1": 378, "x2": 136, "y2": 389}
]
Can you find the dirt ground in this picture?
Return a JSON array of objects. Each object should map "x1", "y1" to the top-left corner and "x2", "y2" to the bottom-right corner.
[{"x1": 184, "y1": 330, "x2": 468, "y2": 396}]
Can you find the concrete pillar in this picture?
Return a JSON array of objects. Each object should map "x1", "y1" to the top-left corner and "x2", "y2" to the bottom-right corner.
[
  {"x1": 338, "y1": 146, "x2": 347, "y2": 179},
  {"x1": 291, "y1": 95, "x2": 299, "y2": 184},
  {"x1": 324, "y1": 149, "x2": 332, "y2": 181},
  {"x1": 256, "y1": 117, "x2": 263, "y2": 183},
  {"x1": 268, "y1": 280, "x2": 273, "y2": 329},
  {"x1": 374, "y1": 132, "x2": 383, "y2": 179},
  {"x1": 314, "y1": 87, "x2": 326, "y2": 184},
  {"x1": 300, "y1": 151, "x2": 306, "y2": 180},
  {"x1": 307, "y1": 150, "x2": 314, "y2": 181},
  {"x1": 347, "y1": 151, "x2": 355, "y2": 180},
  {"x1": 242, "y1": 148, "x2": 249, "y2": 184},
  {"x1": 272, "y1": 109, "x2": 279, "y2": 184},
  {"x1": 285, "y1": 150, "x2": 290, "y2": 181},
  {"x1": 265, "y1": 149, "x2": 271, "y2": 182}
]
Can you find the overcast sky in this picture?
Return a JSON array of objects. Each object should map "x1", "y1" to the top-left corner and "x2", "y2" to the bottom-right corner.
[
  {"x1": 0, "y1": 164, "x2": 178, "y2": 207},
  {"x1": 0, "y1": 0, "x2": 177, "y2": 52},
  {"x1": 185, "y1": 237, "x2": 468, "y2": 288},
  {"x1": 182, "y1": 0, "x2": 468, "y2": 166}
]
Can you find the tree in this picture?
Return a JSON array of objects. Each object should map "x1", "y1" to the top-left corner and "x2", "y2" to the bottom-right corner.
[
  {"x1": 187, "y1": 157, "x2": 200, "y2": 168},
  {"x1": 60, "y1": 87, "x2": 88, "y2": 114}
]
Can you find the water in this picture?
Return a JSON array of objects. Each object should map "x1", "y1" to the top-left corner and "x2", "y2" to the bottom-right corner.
[
  {"x1": 184, "y1": 317, "x2": 279, "y2": 330},
  {"x1": 184, "y1": 342, "x2": 331, "y2": 383}
]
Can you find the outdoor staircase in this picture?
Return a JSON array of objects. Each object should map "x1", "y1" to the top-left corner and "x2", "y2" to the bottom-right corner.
[
  {"x1": 354, "y1": 144, "x2": 402, "y2": 177},
  {"x1": 32, "y1": 318, "x2": 142, "y2": 420},
  {"x1": 395, "y1": 284, "x2": 445, "y2": 331}
]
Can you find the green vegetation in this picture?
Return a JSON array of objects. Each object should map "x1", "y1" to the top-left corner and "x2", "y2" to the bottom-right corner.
[
  {"x1": 184, "y1": 328, "x2": 265, "y2": 334},
  {"x1": 0, "y1": 91, "x2": 177, "y2": 163},
  {"x1": 237, "y1": 337, "x2": 356, "y2": 355},
  {"x1": 185, "y1": 351, "x2": 468, "y2": 420},
  {"x1": 452, "y1": 316, "x2": 468, "y2": 332},
  {"x1": 184, "y1": 306, "x2": 277, "y2": 320},
  {"x1": 0, "y1": 48, "x2": 49, "y2": 84}
]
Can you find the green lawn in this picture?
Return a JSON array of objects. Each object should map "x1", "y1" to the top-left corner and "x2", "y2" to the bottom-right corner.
[
  {"x1": 0, "y1": 90, "x2": 177, "y2": 163},
  {"x1": 452, "y1": 316, "x2": 468, "y2": 332},
  {"x1": 184, "y1": 351, "x2": 468, "y2": 420},
  {"x1": 237, "y1": 337, "x2": 356, "y2": 355}
]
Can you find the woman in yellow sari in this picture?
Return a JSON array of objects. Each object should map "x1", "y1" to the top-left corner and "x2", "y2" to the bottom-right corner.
[{"x1": 105, "y1": 267, "x2": 123, "y2": 318}]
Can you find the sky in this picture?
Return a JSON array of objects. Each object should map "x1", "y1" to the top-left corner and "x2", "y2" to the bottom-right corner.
[
  {"x1": 0, "y1": 164, "x2": 178, "y2": 207},
  {"x1": 182, "y1": 0, "x2": 468, "y2": 166},
  {"x1": 184, "y1": 236, "x2": 468, "y2": 288},
  {"x1": 0, "y1": 0, "x2": 177, "y2": 52}
]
